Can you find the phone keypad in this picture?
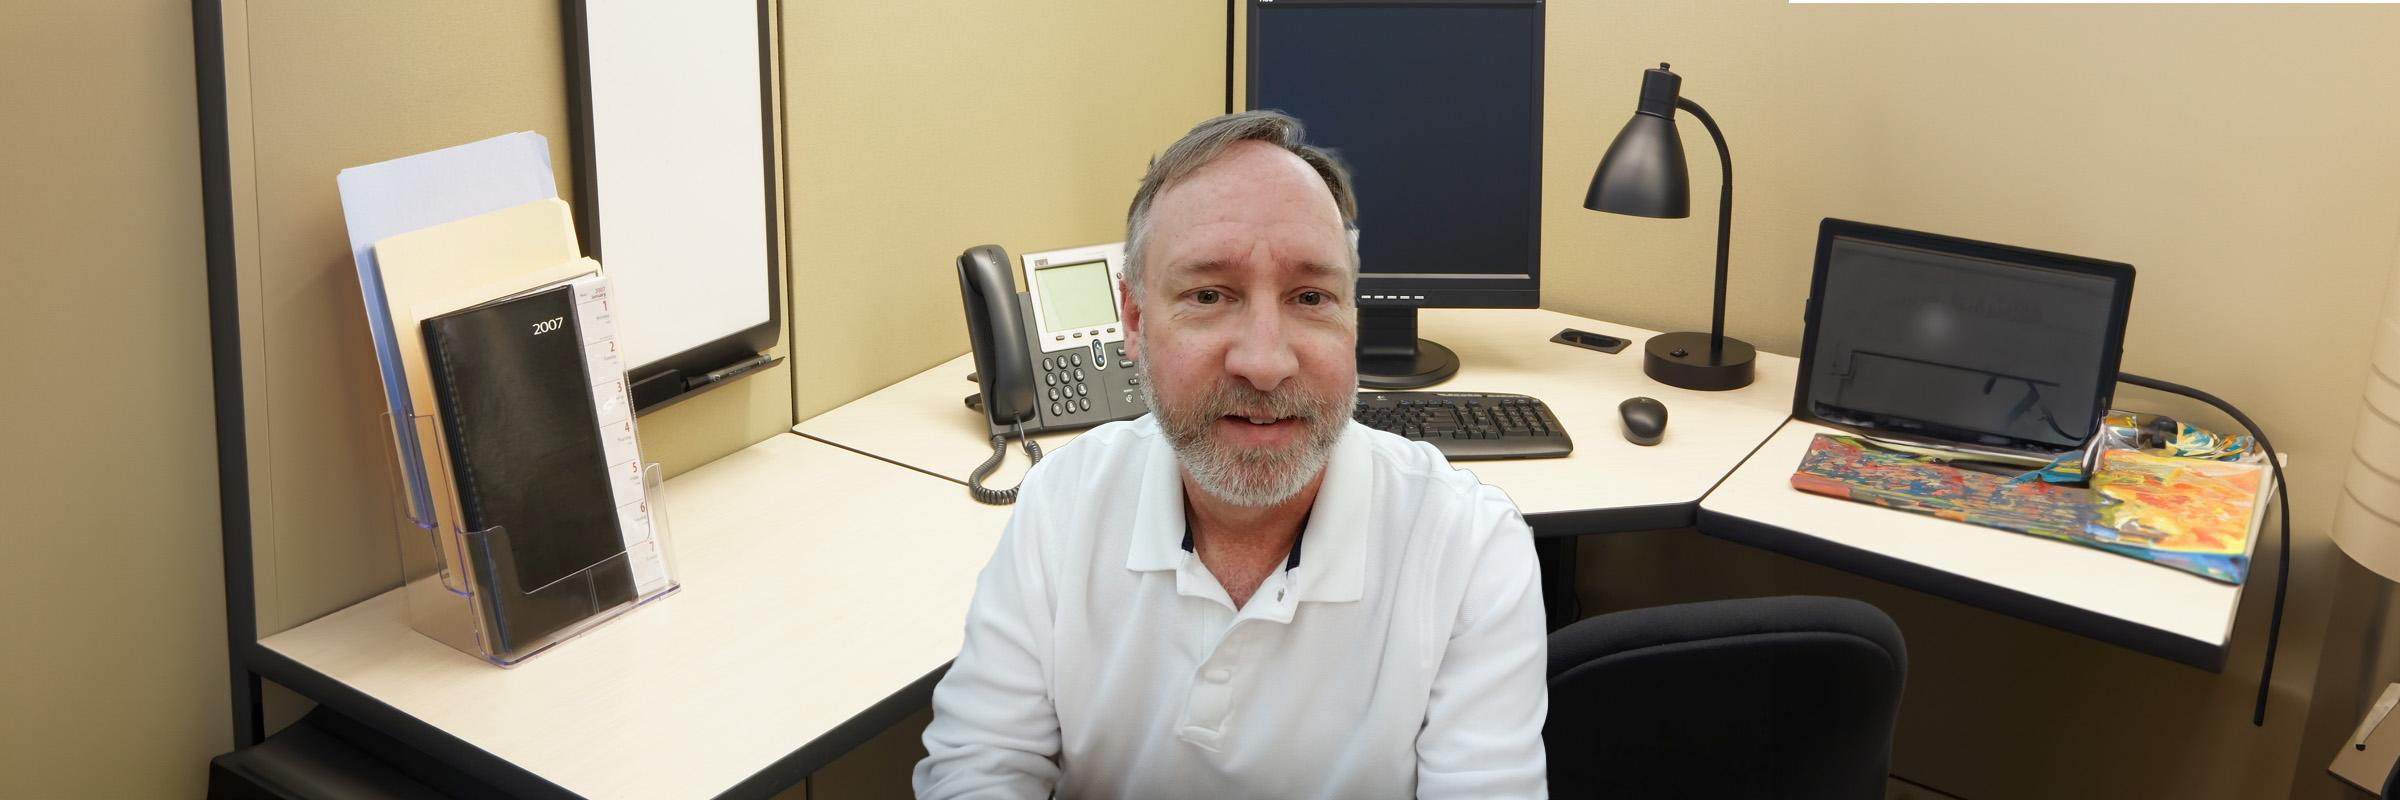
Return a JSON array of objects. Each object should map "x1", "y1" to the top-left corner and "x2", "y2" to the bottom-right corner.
[{"x1": 1045, "y1": 354, "x2": 1089, "y2": 419}]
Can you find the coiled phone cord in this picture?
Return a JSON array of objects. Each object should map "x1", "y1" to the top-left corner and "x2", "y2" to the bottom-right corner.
[
  {"x1": 969, "y1": 420, "x2": 1044, "y2": 505},
  {"x1": 2117, "y1": 371, "x2": 2287, "y2": 727}
]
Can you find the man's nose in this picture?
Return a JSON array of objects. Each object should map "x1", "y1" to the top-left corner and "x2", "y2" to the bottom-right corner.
[{"x1": 1223, "y1": 302, "x2": 1299, "y2": 393}]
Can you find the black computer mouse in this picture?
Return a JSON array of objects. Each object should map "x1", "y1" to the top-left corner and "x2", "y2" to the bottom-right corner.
[{"x1": 1619, "y1": 396, "x2": 1667, "y2": 446}]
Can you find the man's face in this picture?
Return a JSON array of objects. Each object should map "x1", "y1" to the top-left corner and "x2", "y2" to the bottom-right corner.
[{"x1": 1125, "y1": 141, "x2": 1358, "y2": 507}]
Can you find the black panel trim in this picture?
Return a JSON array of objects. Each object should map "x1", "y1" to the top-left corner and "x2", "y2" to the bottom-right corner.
[
  {"x1": 193, "y1": 0, "x2": 264, "y2": 749},
  {"x1": 1526, "y1": 502, "x2": 1695, "y2": 538}
]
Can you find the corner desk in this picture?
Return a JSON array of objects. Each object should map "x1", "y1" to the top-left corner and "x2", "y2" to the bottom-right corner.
[
  {"x1": 794, "y1": 308, "x2": 1801, "y2": 628},
  {"x1": 254, "y1": 308, "x2": 2268, "y2": 799},
  {"x1": 796, "y1": 305, "x2": 2265, "y2": 670}
]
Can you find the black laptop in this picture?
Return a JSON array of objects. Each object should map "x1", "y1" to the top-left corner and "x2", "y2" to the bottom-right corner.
[{"x1": 1795, "y1": 219, "x2": 2136, "y2": 467}]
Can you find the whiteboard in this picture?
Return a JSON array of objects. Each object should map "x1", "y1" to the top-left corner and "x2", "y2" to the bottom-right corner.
[{"x1": 570, "y1": 0, "x2": 778, "y2": 396}]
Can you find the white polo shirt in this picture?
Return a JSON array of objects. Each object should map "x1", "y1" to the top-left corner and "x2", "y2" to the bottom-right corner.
[{"x1": 914, "y1": 417, "x2": 1548, "y2": 799}]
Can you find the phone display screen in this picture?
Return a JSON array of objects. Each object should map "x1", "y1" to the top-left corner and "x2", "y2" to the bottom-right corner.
[{"x1": 1034, "y1": 260, "x2": 1119, "y2": 332}]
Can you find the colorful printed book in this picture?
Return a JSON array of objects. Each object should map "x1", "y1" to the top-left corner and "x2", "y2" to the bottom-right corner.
[{"x1": 1790, "y1": 434, "x2": 2257, "y2": 583}]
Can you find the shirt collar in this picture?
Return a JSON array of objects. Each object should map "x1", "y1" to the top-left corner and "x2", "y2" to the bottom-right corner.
[
  {"x1": 1125, "y1": 419, "x2": 1370, "y2": 605},
  {"x1": 1180, "y1": 514, "x2": 1305, "y2": 571}
]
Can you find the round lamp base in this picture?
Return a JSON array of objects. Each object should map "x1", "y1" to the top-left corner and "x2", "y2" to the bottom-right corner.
[{"x1": 1643, "y1": 331, "x2": 1756, "y2": 392}]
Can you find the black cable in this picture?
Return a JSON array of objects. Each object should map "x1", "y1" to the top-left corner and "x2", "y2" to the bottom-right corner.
[
  {"x1": 969, "y1": 423, "x2": 1043, "y2": 506},
  {"x1": 2117, "y1": 371, "x2": 2288, "y2": 727}
]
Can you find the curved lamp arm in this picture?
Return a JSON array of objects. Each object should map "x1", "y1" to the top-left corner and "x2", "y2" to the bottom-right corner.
[{"x1": 1677, "y1": 96, "x2": 1732, "y2": 354}]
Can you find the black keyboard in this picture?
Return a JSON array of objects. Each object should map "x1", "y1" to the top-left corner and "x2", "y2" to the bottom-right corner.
[{"x1": 1353, "y1": 391, "x2": 1572, "y2": 460}]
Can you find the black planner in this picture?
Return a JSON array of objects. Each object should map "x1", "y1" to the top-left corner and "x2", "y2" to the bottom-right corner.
[{"x1": 422, "y1": 282, "x2": 637, "y2": 659}]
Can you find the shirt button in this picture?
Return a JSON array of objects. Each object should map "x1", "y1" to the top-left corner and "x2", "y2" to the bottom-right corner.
[{"x1": 1205, "y1": 667, "x2": 1232, "y2": 683}]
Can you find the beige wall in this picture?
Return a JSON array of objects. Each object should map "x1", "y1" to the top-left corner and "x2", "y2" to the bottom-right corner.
[
  {"x1": 781, "y1": 1, "x2": 1224, "y2": 421},
  {"x1": 0, "y1": 2, "x2": 231, "y2": 797},
  {"x1": 1549, "y1": 4, "x2": 2400, "y2": 799}
]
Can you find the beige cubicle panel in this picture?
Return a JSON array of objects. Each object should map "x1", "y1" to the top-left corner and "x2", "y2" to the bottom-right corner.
[
  {"x1": 779, "y1": 0, "x2": 1225, "y2": 421},
  {"x1": 3, "y1": 3, "x2": 228, "y2": 797}
]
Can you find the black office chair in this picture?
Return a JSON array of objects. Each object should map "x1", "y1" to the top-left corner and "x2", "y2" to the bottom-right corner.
[{"x1": 1544, "y1": 595, "x2": 1907, "y2": 799}]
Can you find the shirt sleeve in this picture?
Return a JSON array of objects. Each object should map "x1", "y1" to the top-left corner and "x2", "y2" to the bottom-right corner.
[
  {"x1": 913, "y1": 479, "x2": 1063, "y2": 799},
  {"x1": 1415, "y1": 493, "x2": 1549, "y2": 799}
]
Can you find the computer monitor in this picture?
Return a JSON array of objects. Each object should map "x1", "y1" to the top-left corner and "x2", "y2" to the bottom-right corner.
[
  {"x1": 1248, "y1": 0, "x2": 1544, "y2": 388},
  {"x1": 1795, "y1": 218, "x2": 2136, "y2": 461}
]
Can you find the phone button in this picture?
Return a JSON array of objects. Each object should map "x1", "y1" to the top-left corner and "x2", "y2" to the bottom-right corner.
[
  {"x1": 1051, "y1": 401, "x2": 1064, "y2": 417},
  {"x1": 1075, "y1": 368, "x2": 1086, "y2": 382},
  {"x1": 1041, "y1": 357, "x2": 1053, "y2": 371},
  {"x1": 1076, "y1": 384, "x2": 1088, "y2": 397},
  {"x1": 1045, "y1": 373, "x2": 1056, "y2": 387},
  {"x1": 1079, "y1": 398, "x2": 1091, "y2": 412}
]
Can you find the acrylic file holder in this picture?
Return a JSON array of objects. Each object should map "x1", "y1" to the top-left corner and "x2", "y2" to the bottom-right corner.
[{"x1": 385, "y1": 412, "x2": 679, "y2": 666}]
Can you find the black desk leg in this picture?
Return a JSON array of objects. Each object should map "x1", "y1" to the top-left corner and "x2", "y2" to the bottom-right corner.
[{"x1": 1533, "y1": 536, "x2": 1581, "y2": 631}]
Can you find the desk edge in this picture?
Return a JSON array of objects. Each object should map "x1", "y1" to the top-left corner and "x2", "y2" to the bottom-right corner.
[
  {"x1": 1692, "y1": 508, "x2": 2227, "y2": 672},
  {"x1": 709, "y1": 663, "x2": 950, "y2": 800}
]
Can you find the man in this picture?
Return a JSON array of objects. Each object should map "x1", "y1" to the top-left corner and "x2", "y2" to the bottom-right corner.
[{"x1": 915, "y1": 111, "x2": 1547, "y2": 798}]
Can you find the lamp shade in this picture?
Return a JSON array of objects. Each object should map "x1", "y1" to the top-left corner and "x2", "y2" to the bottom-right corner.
[
  {"x1": 2333, "y1": 266, "x2": 2400, "y2": 582},
  {"x1": 1584, "y1": 111, "x2": 1690, "y2": 218}
]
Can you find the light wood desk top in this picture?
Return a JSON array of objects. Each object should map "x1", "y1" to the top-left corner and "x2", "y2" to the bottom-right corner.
[
  {"x1": 258, "y1": 433, "x2": 1010, "y2": 799},
  {"x1": 1698, "y1": 419, "x2": 2276, "y2": 670},
  {"x1": 796, "y1": 307, "x2": 1799, "y2": 532}
]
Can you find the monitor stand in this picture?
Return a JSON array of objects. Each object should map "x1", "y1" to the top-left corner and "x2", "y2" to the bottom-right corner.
[{"x1": 1356, "y1": 307, "x2": 1458, "y2": 389}]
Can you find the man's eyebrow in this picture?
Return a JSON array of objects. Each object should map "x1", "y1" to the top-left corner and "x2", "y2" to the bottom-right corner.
[{"x1": 1163, "y1": 259, "x2": 1346, "y2": 280}]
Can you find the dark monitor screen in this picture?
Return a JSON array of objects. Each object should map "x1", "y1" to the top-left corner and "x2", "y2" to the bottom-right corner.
[
  {"x1": 1798, "y1": 219, "x2": 2135, "y2": 455},
  {"x1": 1248, "y1": 1, "x2": 1541, "y2": 308}
]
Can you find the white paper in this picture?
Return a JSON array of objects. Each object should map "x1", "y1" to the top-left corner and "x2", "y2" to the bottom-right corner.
[{"x1": 337, "y1": 132, "x2": 559, "y2": 524}]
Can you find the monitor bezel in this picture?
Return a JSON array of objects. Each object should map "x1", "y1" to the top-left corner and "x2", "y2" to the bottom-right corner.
[
  {"x1": 1245, "y1": 0, "x2": 1543, "y2": 311},
  {"x1": 1794, "y1": 217, "x2": 2138, "y2": 457}
]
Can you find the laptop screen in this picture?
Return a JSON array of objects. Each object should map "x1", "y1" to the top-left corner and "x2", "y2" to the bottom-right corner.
[{"x1": 1800, "y1": 220, "x2": 2135, "y2": 455}]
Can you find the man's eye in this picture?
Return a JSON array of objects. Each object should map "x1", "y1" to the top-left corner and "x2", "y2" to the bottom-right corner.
[
  {"x1": 1296, "y1": 291, "x2": 1326, "y2": 306},
  {"x1": 1194, "y1": 289, "x2": 1222, "y2": 304}
]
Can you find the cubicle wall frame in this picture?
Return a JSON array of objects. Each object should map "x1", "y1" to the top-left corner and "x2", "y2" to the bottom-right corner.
[{"x1": 192, "y1": 0, "x2": 261, "y2": 751}]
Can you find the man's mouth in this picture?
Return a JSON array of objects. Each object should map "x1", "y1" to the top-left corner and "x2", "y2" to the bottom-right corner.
[{"x1": 1226, "y1": 413, "x2": 1297, "y2": 425}]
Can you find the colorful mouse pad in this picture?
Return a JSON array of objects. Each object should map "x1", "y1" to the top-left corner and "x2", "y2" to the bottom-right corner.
[{"x1": 1789, "y1": 434, "x2": 2256, "y2": 584}]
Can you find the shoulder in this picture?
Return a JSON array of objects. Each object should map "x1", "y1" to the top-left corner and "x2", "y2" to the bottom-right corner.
[
  {"x1": 1007, "y1": 417, "x2": 1163, "y2": 564},
  {"x1": 1019, "y1": 416, "x2": 1160, "y2": 488}
]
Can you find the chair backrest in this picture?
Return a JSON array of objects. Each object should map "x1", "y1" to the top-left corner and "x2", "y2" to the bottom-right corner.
[{"x1": 1544, "y1": 595, "x2": 1907, "y2": 799}]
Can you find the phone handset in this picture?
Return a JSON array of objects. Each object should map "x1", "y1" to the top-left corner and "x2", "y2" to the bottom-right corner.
[{"x1": 957, "y1": 244, "x2": 1043, "y2": 504}]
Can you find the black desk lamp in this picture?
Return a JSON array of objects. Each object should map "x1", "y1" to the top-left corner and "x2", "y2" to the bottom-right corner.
[{"x1": 1586, "y1": 63, "x2": 1756, "y2": 391}]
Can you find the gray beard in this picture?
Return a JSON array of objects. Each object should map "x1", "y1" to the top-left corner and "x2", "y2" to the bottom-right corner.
[{"x1": 1136, "y1": 357, "x2": 1353, "y2": 508}]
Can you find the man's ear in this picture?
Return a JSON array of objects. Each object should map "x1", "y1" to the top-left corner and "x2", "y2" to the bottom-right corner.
[{"x1": 1118, "y1": 275, "x2": 1143, "y2": 363}]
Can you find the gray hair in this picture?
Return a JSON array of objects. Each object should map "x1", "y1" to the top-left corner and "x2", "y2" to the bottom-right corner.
[{"x1": 1122, "y1": 111, "x2": 1359, "y2": 304}]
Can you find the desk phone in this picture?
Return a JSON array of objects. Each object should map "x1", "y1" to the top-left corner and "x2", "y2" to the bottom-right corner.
[{"x1": 956, "y1": 243, "x2": 1148, "y2": 503}]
